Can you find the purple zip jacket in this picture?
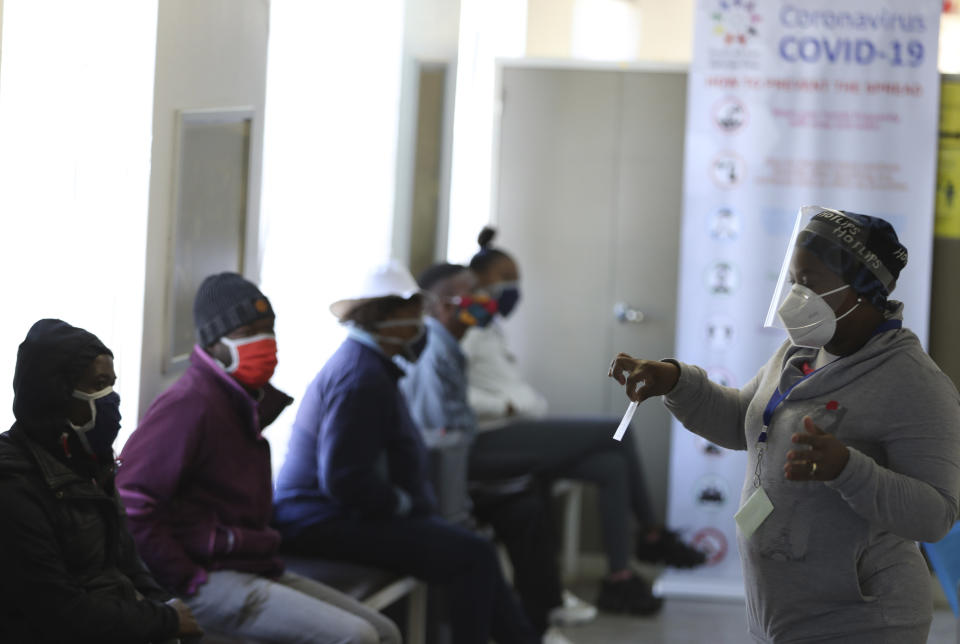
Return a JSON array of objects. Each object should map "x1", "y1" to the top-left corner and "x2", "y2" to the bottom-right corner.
[{"x1": 117, "y1": 346, "x2": 292, "y2": 594}]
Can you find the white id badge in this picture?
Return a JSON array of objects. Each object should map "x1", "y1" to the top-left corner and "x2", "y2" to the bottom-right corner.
[{"x1": 734, "y1": 487, "x2": 773, "y2": 539}]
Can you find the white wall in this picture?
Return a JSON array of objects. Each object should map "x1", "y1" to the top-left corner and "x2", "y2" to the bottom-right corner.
[
  {"x1": 0, "y1": 0, "x2": 157, "y2": 434},
  {"x1": 446, "y1": 0, "x2": 529, "y2": 262},
  {"x1": 526, "y1": 0, "x2": 694, "y2": 63},
  {"x1": 258, "y1": 1, "x2": 406, "y2": 478},
  {"x1": 0, "y1": 1, "x2": 5, "y2": 88},
  {"x1": 392, "y1": 0, "x2": 462, "y2": 266},
  {"x1": 942, "y1": 13, "x2": 960, "y2": 73},
  {"x1": 137, "y1": 0, "x2": 270, "y2": 435}
]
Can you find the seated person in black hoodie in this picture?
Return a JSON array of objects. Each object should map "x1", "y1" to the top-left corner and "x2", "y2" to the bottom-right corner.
[{"x1": 0, "y1": 319, "x2": 200, "y2": 644}]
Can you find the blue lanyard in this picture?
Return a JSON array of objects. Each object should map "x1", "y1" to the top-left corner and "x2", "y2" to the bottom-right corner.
[{"x1": 757, "y1": 318, "x2": 902, "y2": 444}]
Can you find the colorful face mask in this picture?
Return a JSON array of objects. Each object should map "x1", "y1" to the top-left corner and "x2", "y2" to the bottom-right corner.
[
  {"x1": 450, "y1": 294, "x2": 498, "y2": 328},
  {"x1": 488, "y1": 281, "x2": 520, "y2": 318},
  {"x1": 221, "y1": 333, "x2": 278, "y2": 389},
  {"x1": 70, "y1": 387, "x2": 122, "y2": 459},
  {"x1": 776, "y1": 284, "x2": 859, "y2": 348}
]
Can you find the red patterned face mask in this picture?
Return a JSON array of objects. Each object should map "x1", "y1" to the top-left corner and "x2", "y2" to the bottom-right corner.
[{"x1": 221, "y1": 333, "x2": 278, "y2": 389}]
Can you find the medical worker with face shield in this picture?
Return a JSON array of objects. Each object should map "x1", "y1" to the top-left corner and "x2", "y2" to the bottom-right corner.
[{"x1": 610, "y1": 207, "x2": 960, "y2": 643}]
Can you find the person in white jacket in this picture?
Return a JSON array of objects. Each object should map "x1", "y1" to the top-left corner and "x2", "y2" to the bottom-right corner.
[
  {"x1": 610, "y1": 208, "x2": 960, "y2": 643},
  {"x1": 461, "y1": 316, "x2": 548, "y2": 420},
  {"x1": 462, "y1": 228, "x2": 705, "y2": 615}
]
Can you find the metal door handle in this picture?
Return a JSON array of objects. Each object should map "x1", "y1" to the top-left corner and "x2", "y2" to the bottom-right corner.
[{"x1": 614, "y1": 302, "x2": 645, "y2": 324}]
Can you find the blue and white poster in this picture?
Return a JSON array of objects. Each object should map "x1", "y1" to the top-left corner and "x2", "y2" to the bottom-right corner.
[{"x1": 659, "y1": 0, "x2": 942, "y2": 598}]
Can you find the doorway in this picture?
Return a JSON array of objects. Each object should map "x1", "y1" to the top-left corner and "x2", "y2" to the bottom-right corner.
[{"x1": 491, "y1": 63, "x2": 688, "y2": 525}]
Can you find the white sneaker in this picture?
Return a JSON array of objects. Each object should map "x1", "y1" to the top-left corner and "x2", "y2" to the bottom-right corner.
[
  {"x1": 542, "y1": 627, "x2": 575, "y2": 644},
  {"x1": 548, "y1": 590, "x2": 598, "y2": 626}
]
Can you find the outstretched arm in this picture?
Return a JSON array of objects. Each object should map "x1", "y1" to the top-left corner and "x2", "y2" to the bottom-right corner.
[{"x1": 609, "y1": 354, "x2": 759, "y2": 451}]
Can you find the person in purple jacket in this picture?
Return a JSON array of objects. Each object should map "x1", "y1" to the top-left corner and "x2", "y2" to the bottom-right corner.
[
  {"x1": 273, "y1": 260, "x2": 540, "y2": 644},
  {"x1": 117, "y1": 272, "x2": 400, "y2": 644}
]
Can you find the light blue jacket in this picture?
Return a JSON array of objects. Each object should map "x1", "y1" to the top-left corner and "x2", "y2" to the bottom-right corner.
[{"x1": 399, "y1": 317, "x2": 477, "y2": 435}]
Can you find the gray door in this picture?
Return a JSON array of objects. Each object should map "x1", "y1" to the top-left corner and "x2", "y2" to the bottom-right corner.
[{"x1": 492, "y1": 64, "x2": 687, "y2": 521}]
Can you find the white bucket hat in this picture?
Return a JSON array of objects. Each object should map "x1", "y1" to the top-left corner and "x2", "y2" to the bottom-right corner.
[{"x1": 330, "y1": 259, "x2": 423, "y2": 320}]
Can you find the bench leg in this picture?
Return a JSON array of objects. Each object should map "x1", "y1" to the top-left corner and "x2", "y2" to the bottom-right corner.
[
  {"x1": 406, "y1": 582, "x2": 427, "y2": 644},
  {"x1": 562, "y1": 484, "x2": 582, "y2": 581}
]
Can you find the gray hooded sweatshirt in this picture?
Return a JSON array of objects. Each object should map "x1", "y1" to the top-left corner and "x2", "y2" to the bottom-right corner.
[{"x1": 665, "y1": 306, "x2": 960, "y2": 643}]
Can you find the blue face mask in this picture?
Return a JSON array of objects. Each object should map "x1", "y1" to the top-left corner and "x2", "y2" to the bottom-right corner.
[
  {"x1": 490, "y1": 282, "x2": 521, "y2": 318},
  {"x1": 70, "y1": 388, "x2": 122, "y2": 459}
]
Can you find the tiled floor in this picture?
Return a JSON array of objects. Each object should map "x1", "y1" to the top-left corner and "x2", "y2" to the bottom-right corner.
[{"x1": 552, "y1": 570, "x2": 957, "y2": 644}]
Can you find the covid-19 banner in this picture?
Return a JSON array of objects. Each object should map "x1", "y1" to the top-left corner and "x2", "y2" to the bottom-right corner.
[{"x1": 658, "y1": 0, "x2": 942, "y2": 598}]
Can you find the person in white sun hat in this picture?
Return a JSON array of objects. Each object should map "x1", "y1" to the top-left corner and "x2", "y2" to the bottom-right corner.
[{"x1": 274, "y1": 260, "x2": 541, "y2": 644}]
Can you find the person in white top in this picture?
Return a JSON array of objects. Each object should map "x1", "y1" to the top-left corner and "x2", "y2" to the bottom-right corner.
[
  {"x1": 461, "y1": 228, "x2": 705, "y2": 616},
  {"x1": 462, "y1": 317, "x2": 548, "y2": 421}
]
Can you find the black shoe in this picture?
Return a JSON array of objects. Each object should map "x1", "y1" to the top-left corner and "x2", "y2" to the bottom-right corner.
[
  {"x1": 596, "y1": 575, "x2": 663, "y2": 616},
  {"x1": 635, "y1": 529, "x2": 707, "y2": 568}
]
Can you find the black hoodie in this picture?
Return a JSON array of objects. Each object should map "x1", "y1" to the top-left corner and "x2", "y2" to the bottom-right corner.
[{"x1": 0, "y1": 319, "x2": 179, "y2": 644}]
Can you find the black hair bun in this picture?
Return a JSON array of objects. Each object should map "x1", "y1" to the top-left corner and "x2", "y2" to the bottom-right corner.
[{"x1": 478, "y1": 226, "x2": 497, "y2": 249}]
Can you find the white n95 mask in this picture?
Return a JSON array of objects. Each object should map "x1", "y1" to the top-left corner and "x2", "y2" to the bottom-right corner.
[{"x1": 776, "y1": 284, "x2": 859, "y2": 348}]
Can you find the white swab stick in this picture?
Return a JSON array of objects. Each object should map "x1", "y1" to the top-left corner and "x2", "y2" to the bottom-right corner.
[{"x1": 613, "y1": 400, "x2": 639, "y2": 441}]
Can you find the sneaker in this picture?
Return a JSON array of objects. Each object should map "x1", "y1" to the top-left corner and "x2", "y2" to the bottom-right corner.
[
  {"x1": 542, "y1": 627, "x2": 575, "y2": 644},
  {"x1": 595, "y1": 574, "x2": 663, "y2": 616},
  {"x1": 548, "y1": 590, "x2": 597, "y2": 626},
  {"x1": 635, "y1": 529, "x2": 707, "y2": 568}
]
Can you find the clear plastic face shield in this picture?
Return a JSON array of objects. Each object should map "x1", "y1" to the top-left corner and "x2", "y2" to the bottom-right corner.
[{"x1": 764, "y1": 206, "x2": 880, "y2": 347}]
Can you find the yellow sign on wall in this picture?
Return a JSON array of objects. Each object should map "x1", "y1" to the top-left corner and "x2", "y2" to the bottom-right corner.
[{"x1": 936, "y1": 79, "x2": 960, "y2": 239}]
